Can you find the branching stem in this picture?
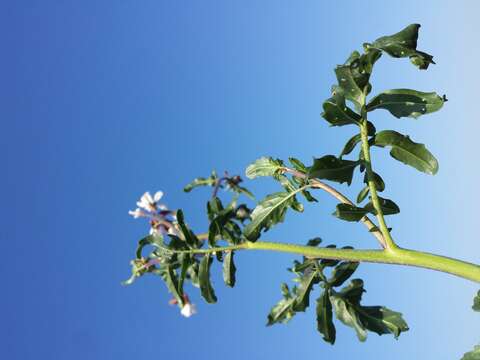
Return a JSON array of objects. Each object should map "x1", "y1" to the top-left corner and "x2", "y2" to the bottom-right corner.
[
  {"x1": 283, "y1": 167, "x2": 386, "y2": 248},
  {"x1": 170, "y1": 241, "x2": 480, "y2": 283}
]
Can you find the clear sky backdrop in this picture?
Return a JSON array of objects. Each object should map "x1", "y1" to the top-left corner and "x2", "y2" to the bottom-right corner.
[{"x1": 2, "y1": 1, "x2": 480, "y2": 359}]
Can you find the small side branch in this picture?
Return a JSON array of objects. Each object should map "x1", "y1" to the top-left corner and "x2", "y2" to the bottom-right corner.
[{"x1": 283, "y1": 167, "x2": 386, "y2": 248}]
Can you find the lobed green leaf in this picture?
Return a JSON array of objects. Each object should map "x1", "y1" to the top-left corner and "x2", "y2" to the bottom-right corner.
[
  {"x1": 333, "y1": 203, "x2": 368, "y2": 222},
  {"x1": 321, "y1": 89, "x2": 361, "y2": 127},
  {"x1": 243, "y1": 188, "x2": 306, "y2": 242},
  {"x1": 367, "y1": 89, "x2": 446, "y2": 119},
  {"x1": 223, "y1": 251, "x2": 236, "y2": 288},
  {"x1": 367, "y1": 24, "x2": 434, "y2": 70},
  {"x1": 246, "y1": 157, "x2": 284, "y2": 179},
  {"x1": 373, "y1": 130, "x2": 438, "y2": 175},
  {"x1": 199, "y1": 254, "x2": 218, "y2": 303},
  {"x1": 316, "y1": 290, "x2": 336, "y2": 344},
  {"x1": 308, "y1": 155, "x2": 359, "y2": 185}
]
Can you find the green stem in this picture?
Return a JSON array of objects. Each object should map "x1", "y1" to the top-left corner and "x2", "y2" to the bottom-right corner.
[
  {"x1": 174, "y1": 241, "x2": 480, "y2": 283},
  {"x1": 359, "y1": 115, "x2": 397, "y2": 250}
]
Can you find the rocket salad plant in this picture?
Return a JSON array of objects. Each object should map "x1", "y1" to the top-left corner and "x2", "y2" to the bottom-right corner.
[{"x1": 125, "y1": 24, "x2": 480, "y2": 359}]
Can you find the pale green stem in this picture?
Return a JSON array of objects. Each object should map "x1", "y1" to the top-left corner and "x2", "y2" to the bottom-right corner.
[
  {"x1": 359, "y1": 115, "x2": 398, "y2": 250},
  {"x1": 172, "y1": 241, "x2": 480, "y2": 283},
  {"x1": 283, "y1": 167, "x2": 386, "y2": 248}
]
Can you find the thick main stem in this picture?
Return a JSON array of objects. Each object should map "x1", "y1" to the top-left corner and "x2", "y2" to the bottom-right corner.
[
  {"x1": 176, "y1": 241, "x2": 480, "y2": 283},
  {"x1": 359, "y1": 116, "x2": 397, "y2": 250}
]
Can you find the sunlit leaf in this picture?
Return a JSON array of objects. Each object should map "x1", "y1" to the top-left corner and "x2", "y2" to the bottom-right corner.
[
  {"x1": 321, "y1": 89, "x2": 361, "y2": 127},
  {"x1": 246, "y1": 157, "x2": 284, "y2": 179},
  {"x1": 373, "y1": 130, "x2": 438, "y2": 175},
  {"x1": 367, "y1": 89, "x2": 446, "y2": 119},
  {"x1": 243, "y1": 188, "x2": 307, "y2": 242},
  {"x1": 267, "y1": 283, "x2": 297, "y2": 326},
  {"x1": 331, "y1": 291, "x2": 367, "y2": 341},
  {"x1": 462, "y1": 345, "x2": 480, "y2": 360},
  {"x1": 334, "y1": 67, "x2": 364, "y2": 109},
  {"x1": 367, "y1": 24, "x2": 434, "y2": 70}
]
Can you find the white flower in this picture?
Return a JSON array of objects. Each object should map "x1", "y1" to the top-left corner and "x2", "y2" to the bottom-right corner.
[
  {"x1": 137, "y1": 191, "x2": 164, "y2": 212},
  {"x1": 180, "y1": 303, "x2": 197, "y2": 318},
  {"x1": 128, "y1": 208, "x2": 145, "y2": 219}
]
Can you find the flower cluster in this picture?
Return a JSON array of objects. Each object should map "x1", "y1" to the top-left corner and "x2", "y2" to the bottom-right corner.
[
  {"x1": 129, "y1": 191, "x2": 178, "y2": 236},
  {"x1": 129, "y1": 191, "x2": 197, "y2": 318}
]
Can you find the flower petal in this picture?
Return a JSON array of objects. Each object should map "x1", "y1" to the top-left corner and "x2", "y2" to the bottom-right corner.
[
  {"x1": 154, "y1": 191, "x2": 164, "y2": 202},
  {"x1": 180, "y1": 303, "x2": 197, "y2": 317}
]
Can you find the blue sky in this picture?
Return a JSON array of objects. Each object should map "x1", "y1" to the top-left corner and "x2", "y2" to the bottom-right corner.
[{"x1": 2, "y1": 1, "x2": 480, "y2": 359}]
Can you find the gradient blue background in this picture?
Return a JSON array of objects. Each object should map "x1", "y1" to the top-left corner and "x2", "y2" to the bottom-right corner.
[{"x1": 2, "y1": 1, "x2": 480, "y2": 359}]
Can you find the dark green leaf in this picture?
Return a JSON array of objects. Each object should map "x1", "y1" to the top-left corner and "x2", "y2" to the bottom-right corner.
[
  {"x1": 199, "y1": 254, "x2": 217, "y2": 303},
  {"x1": 307, "y1": 237, "x2": 322, "y2": 247},
  {"x1": 365, "y1": 172, "x2": 385, "y2": 192},
  {"x1": 176, "y1": 209, "x2": 199, "y2": 248},
  {"x1": 366, "y1": 121, "x2": 377, "y2": 136},
  {"x1": 316, "y1": 290, "x2": 336, "y2": 344},
  {"x1": 223, "y1": 251, "x2": 236, "y2": 288},
  {"x1": 301, "y1": 189, "x2": 318, "y2": 203},
  {"x1": 373, "y1": 130, "x2": 438, "y2": 175},
  {"x1": 164, "y1": 265, "x2": 184, "y2": 307},
  {"x1": 364, "y1": 197, "x2": 400, "y2": 216},
  {"x1": 329, "y1": 262, "x2": 359, "y2": 287},
  {"x1": 330, "y1": 279, "x2": 409, "y2": 341},
  {"x1": 243, "y1": 188, "x2": 306, "y2": 242},
  {"x1": 367, "y1": 89, "x2": 446, "y2": 119},
  {"x1": 335, "y1": 66, "x2": 364, "y2": 109},
  {"x1": 333, "y1": 203, "x2": 368, "y2": 222},
  {"x1": 321, "y1": 90, "x2": 361, "y2": 127},
  {"x1": 357, "y1": 186, "x2": 370, "y2": 204},
  {"x1": 267, "y1": 283, "x2": 297, "y2": 326},
  {"x1": 462, "y1": 346, "x2": 480, "y2": 360},
  {"x1": 472, "y1": 290, "x2": 480, "y2": 312},
  {"x1": 308, "y1": 155, "x2": 359, "y2": 185},
  {"x1": 292, "y1": 268, "x2": 320, "y2": 312},
  {"x1": 340, "y1": 134, "x2": 362, "y2": 158},
  {"x1": 246, "y1": 157, "x2": 284, "y2": 179},
  {"x1": 343, "y1": 48, "x2": 382, "y2": 95},
  {"x1": 331, "y1": 291, "x2": 367, "y2": 341},
  {"x1": 178, "y1": 253, "x2": 193, "y2": 292},
  {"x1": 207, "y1": 197, "x2": 224, "y2": 220},
  {"x1": 338, "y1": 279, "x2": 365, "y2": 303},
  {"x1": 367, "y1": 24, "x2": 434, "y2": 70},
  {"x1": 136, "y1": 235, "x2": 164, "y2": 259},
  {"x1": 356, "y1": 306, "x2": 409, "y2": 339}
]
